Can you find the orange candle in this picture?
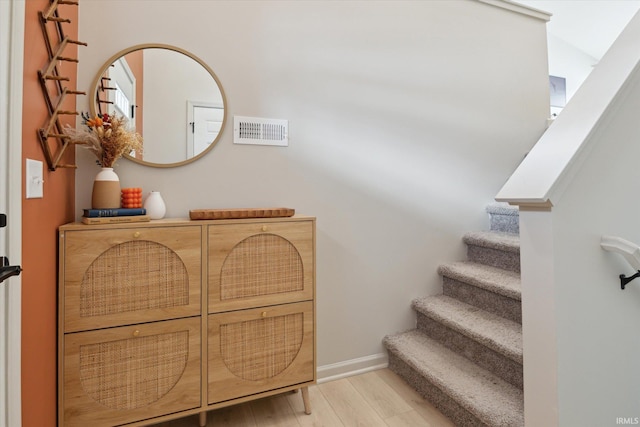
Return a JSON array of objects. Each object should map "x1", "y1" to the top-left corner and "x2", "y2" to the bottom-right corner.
[{"x1": 121, "y1": 188, "x2": 143, "y2": 208}]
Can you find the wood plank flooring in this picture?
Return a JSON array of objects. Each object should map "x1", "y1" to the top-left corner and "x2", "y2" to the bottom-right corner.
[{"x1": 151, "y1": 369, "x2": 454, "y2": 427}]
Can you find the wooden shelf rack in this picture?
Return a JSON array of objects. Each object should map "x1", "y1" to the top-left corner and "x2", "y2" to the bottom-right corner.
[{"x1": 37, "y1": 0, "x2": 87, "y2": 171}]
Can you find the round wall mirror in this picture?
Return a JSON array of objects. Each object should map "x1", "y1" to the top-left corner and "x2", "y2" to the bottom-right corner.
[{"x1": 90, "y1": 44, "x2": 227, "y2": 168}]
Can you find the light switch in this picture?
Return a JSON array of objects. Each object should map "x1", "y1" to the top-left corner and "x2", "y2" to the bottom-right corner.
[{"x1": 26, "y1": 159, "x2": 44, "y2": 199}]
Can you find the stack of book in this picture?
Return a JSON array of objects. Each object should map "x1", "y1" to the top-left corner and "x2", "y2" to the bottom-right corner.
[{"x1": 81, "y1": 207, "x2": 150, "y2": 225}]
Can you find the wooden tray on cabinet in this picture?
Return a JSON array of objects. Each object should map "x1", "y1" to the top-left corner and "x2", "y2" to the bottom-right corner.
[{"x1": 189, "y1": 207, "x2": 295, "y2": 220}]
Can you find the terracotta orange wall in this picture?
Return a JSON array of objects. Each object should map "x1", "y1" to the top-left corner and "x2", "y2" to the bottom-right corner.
[{"x1": 22, "y1": 1, "x2": 78, "y2": 426}]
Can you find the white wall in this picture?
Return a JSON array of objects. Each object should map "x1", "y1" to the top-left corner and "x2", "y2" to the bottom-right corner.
[
  {"x1": 517, "y1": 1, "x2": 640, "y2": 118},
  {"x1": 552, "y1": 72, "x2": 640, "y2": 422},
  {"x1": 498, "y1": 12, "x2": 640, "y2": 426},
  {"x1": 547, "y1": 33, "x2": 597, "y2": 115},
  {"x1": 77, "y1": 0, "x2": 549, "y2": 373},
  {"x1": 544, "y1": 68, "x2": 640, "y2": 424}
]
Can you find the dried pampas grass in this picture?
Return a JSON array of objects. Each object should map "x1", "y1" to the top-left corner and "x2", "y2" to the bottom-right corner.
[{"x1": 64, "y1": 113, "x2": 143, "y2": 168}]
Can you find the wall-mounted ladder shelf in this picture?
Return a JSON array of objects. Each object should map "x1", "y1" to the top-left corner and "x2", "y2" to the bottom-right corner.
[
  {"x1": 96, "y1": 75, "x2": 116, "y2": 116},
  {"x1": 37, "y1": 0, "x2": 87, "y2": 171}
]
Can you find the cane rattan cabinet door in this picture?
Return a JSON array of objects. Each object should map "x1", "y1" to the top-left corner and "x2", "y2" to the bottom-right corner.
[
  {"x1": 208, "y1": 220, "x2": 314, "y2": 313},
  {"x1": 62, "y1": 317, "x2": 201, "y2": 427},
  {"x1": 208, "y1": 301, "x2": 314, "y2": 404},
  {"x1": 61, "y1": 225, "x2": 201, "y2": 332}
]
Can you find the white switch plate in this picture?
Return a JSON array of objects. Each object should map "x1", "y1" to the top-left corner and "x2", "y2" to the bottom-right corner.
[{"x1": 26, "y1": 159, "x2": 44, "y2": 199}]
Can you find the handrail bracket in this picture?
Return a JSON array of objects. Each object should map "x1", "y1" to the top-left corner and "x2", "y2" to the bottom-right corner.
[{"x1": 620, "y1": 271, "x2": 640, "y2": 290}]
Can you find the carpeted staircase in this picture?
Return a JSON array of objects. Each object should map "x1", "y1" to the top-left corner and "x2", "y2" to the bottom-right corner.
[{"x1": 383, "y1": 203, "x2": 523, "y2": 426}]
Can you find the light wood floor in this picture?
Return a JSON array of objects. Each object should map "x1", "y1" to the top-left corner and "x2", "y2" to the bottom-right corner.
[{"x1": 152, "y1": 369, "x2": 454, "y2": 427}]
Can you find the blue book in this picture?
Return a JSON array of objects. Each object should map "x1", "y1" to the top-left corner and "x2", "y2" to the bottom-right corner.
[{"x1": 83, "y1": 208, "x2": 147, "y2": 218}]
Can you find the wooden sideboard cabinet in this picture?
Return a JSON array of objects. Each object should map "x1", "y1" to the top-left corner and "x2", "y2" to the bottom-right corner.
[{"x1": 58, "y1": 216, "x2": 316, "y2": 427}]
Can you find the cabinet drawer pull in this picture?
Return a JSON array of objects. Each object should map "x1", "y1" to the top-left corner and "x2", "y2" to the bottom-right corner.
[
  {"x1": 133, "y1": 330, "x2": 140, "y2": 337},
  {"x1": 261, "y1": 225, "x2": 268, "y2": 232},
  {"x1": 133, "y1": 231, "x2": 141, "y2": 238},
  {"x1": 261, "y1": 311, "x2": 267, "y2": 318}
]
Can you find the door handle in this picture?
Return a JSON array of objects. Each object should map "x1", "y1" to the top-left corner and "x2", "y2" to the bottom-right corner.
[
  {"x1": 0, "y1": 214, "x2": 21, "y2": 284},
  {"x1": 0, "y1": 265, "x2": 21, "y2": 284},
  {"x1": 0, "y1": 257, "x2": 21, "y2": 284}
]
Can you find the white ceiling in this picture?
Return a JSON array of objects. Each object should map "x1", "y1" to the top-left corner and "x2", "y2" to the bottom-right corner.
[{"x1": 515, "y1": 0, "x2": 640, "y2": 60}]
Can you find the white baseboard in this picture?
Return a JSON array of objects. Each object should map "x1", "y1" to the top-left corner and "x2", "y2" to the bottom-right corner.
[{"x1": 317, "y1": 353, "x2": 388, "y2": 384}]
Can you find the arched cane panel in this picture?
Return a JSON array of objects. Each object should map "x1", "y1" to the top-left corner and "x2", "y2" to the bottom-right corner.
[
  {"x1": 80, "y1": 240, "x2": 189, "y2": 317},
  {"x1": 220, "y1": 233, "x2": 303, "y2": 300},
  {"x1": 220, "y1": 313, "x2": 304, "y2": 381},
  {"x1": 79, "y1": 331, "x2": 189, "y2": 410}
]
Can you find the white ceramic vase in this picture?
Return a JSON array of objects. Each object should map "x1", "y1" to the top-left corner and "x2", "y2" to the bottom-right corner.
[
  {"x1": 144, "y1": 191, "x2": 166, "y2": 219},
  {"x1": 91, "y1": 167, "x2": 121, "y2": 209}
]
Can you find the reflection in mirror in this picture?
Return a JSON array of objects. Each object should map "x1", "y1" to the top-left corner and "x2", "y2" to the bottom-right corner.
[{"x1": 91, "y1": 44, "x2": 226, "y2": 167}]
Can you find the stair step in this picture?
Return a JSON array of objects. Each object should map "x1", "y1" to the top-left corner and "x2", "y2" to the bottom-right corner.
[
  {"x1": 464, "y1": 231, "x2": 520, "y2": 273},
  {"x1": 464, "y1": 231, "x2": 520, "y2": 253},
  {"x1": 384, "y1": 330, "x2": 524, "y2": 427},
  {"x1": 413, "y1": 295, "x2": 522, "y2": 364},
  {"x1": 439, "y1": 261, "x2": 521, "y2": 324},
  {"x1": 438, "y1": 261, "x2": 520, "y2": 301},
  {"x1": 486, "y1": 202, "x2": 519, "y2": 234},
  {"x1": 413, "y1": 295, "x2": 523, "y2": 388}
]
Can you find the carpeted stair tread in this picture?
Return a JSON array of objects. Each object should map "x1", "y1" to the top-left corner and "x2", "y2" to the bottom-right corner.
[
  {"x1": 384, "y1": 330, "x2": 524, "y2": 426},
  {"x1": 463, "y1": 231, "x2": 520, "y2": 253},
  {"x1": 486, "y1": 203, "x2": 519, "y2": 234},
  {"x1": 486, "y1": 202, "x2": 519, "y2": 217},
  {"x1": 412, "y1": 295, "x2": 522, "y2": 364},
  {"x1": 438, "y1": 261, "x2": 521, "y2": 301}
]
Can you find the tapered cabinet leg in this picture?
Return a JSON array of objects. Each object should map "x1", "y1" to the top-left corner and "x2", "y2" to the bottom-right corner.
[
  {"x1": 301, "y1": 387, "x2": 312, "y2": 415},
  {"x1": 199, "y1": 411, "x2": 207, "y2": 427}
]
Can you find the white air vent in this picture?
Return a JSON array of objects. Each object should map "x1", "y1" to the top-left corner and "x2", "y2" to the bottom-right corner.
[{"x1": 233, "y1": 116, "x2": 289, "y2": 146}]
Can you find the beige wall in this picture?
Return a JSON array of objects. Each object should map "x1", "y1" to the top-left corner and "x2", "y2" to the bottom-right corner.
[{"x1": 77, "y1": 0, "x2": 549, "y2": 372}]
